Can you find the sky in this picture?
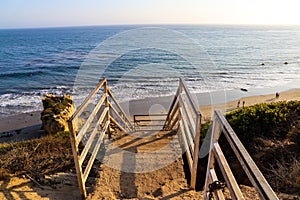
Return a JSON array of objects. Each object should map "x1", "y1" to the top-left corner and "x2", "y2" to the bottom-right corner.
[{"x1": 0, "y1": 0, "x2": 300, "y2": 29}]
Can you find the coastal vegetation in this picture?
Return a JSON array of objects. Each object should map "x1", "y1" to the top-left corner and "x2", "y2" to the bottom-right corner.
[
  {"x1": 0, "y1": 132, "x2": 74, "y2": 181},
  {"x1": 226, "y1": 101, "x2": 300, "y2": 145},
  {"x1": 226, "y1": 101, "x2": 300, "y2": 194},
  {"x1": 201, "y1": 100, "x2": 300, "y2": 195}
]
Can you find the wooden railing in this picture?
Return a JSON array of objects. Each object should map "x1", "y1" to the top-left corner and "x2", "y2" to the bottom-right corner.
[
  {"x1": 163, "y1": 77, "x2": 202, "y2": 189},
  {"x1": 134, "y1": 114, "x2": 167, "y2": 131},
  {"x1": 203, "y1": 110, "x2": 278, "y2": 200},
  {"x1": 68, "y1": 77, "x2": 278, "y2": 199},
  {"x1": 68, "y1": 78, "x2": 134, "y2": 198}
]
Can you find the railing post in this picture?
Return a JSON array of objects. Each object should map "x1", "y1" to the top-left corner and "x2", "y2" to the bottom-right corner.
[
  {"x1": 203, "y1": 113, "x2": 220, "y2": 199},
  {"x1": 104, "y1": 81, "x2": 111, "y2": 138},
  {"x1": 190, "y1": 113, "x2": 201, "y2": 189},
  {"x1": 163, "y1": 80, "x2": 181, "y2": 130},
  {"x1": 68, "y1": 119, "x2": 86, "y2": 198},
  {"x1": 178, "y1": 78, "x2": 183, "y2": 94}
]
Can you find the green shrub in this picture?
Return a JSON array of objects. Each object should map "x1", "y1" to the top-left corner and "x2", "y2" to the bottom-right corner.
[
  {"x1": 225, "y1": 101, "x2": 300, "y2": 144},
  {"x1": 200, "y1": 121, "x2": 211, "y2": 145}
]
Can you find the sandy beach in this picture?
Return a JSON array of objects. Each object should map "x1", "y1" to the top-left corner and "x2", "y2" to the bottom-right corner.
[
  {"x1": 200, "y1": 88, "x2": 300, "y2": 122},
  {"x1": 1, "y1": 88, "x2": 300, "y2": 143},
  {"x1": 0, "y1": 111, "x2": 46, "y2": 143}
]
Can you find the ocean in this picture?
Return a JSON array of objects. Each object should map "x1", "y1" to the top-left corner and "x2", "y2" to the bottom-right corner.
[{"x1": 0, "y1": 25, "x2": 300, "y2": 118}]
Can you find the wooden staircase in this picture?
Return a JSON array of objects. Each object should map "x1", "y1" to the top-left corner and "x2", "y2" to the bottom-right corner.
[{"x1": 68, "y1": 77, "x2": 279, "y2": 199}]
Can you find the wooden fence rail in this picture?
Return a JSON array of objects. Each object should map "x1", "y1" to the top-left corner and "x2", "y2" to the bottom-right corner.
[
  {"x1": 203, "y1": 110, "x2": 278, "y2": 200},
  {"x1": 68, "y1": 78, "x2": 134, "y2": 198},
  {"x1": 134, "y1": 114, "x2": 167, "y2": 131},
  {"x1": 163, "y1": 77, "x2": 202, "y2": 189}
]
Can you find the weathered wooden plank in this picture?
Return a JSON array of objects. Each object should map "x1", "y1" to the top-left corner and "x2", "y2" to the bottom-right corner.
[
  {"x1": 83, "y1": 120, "x2": 109, "y2": 183},
  {"x1": 109, "y1": 102, "x2": 131, "y2": 131},
  {"x1": 68, "y1": 120, "x2": 87, "y2": 198},
  {"x1": 110, "y1": 116, "x2": 126, "y2": 133},
  {"x1": 178, "y1": 95, "x2": 196, "y2": 136},
  {"x1": 204, "y1": 150, "x2": 215, "y2": 199},
  {"x1": 105, "y1": 83, "x2": 111, "y2": 138},
  {"x1": 209, "y1": 168, "x2": 225, "y2": 200},
  {"x1": 80, "y1": 107, "x2": 108, "y2": 164},
  {"x1": 178, "y1": 120, "x2": 193, "y2": 172},
  {"x1": 135, "y1": 123, "x2": 165, "y2": 127},
  {"x1": 165, "y1": 103, "x2": 179, "y2": 129},
  {"x1": 190, "y1": 113, "x2": 201, "y2": 189},
  {"x1": 76, "y1": 93, "x2": 107, "y2": 144},
  {"x1": 215, "y1": 110, "x2": 278, "y2": 200},
  {"x1": 169, "y1": 111, "x2": 179, "y2": 130},
  {"x1": 134, "y1": 113, "x2": 167, "y2": 117},
  {"x1": 134, "y1": 114, "x2": 167, "y2": 123},
  {"x1": 213, "y1": 143, "x2": 244, "y2": 200},
  {"x1": 107, "y1": 88, "x2": 133, "y2": 131},
  {"x1": 163, "y1": 84, "x2": 180, "y2": 129},
  {"x1": 204, "y1": 115, "x2": 222, "y2": 195},
  {"x1": 135, "y1": 118, "x2": 166, "y2": 122},
  {"x1": 69, "y1": 78, "x2": 106, "y2": 121},
  {"x1": 179, "y1": 77, "x2": 200, "y2": 116},
  {"x1": 179, "y1": 107, "x2": 194, "y2": 155}
]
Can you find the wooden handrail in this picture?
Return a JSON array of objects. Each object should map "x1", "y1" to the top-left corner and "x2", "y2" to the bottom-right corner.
[
  {"x1": 109, "y1": 102, "x2": 132, "y2": 131},
  {"x1": 76, "y1": 93, "x2": 107, "y2": 144},
  {"x1": 68, "y1": 78, "x2": 134, "y2": 198},
  {"x1": 163, "y1": 77, "x2": 202, "y2": 189},
  {"x1": 133, "y1": 114, "x2": 167, "y2": 131},
  {"x1": 203, "y1": 110, "x2": 278, "y2": 200},
  {"x1": 179, "y1": 77, "x2": 201, "y2": 116},
  {"x1": 163, "y1": 84, "x2": 180, "y2": 129},
  {"x1": 107, "y1": 88, "x2": 134, "y2": 131},
  {"x1": 69, "y1": 78, "x2": 107, "y2": 121},
  {"x1": 215, "y1": 111, "x2": 278, "y2": 199}
]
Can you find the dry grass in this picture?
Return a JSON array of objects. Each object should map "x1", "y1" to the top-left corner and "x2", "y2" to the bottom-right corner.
[
  {"x1": 0, "y1": 133, "x2": 75, "y2": 179},
  {"x1": 0, "y1": 168, "x2": 10, "y2": 180},
  {"x1": 267, "y1": 156, "x2": 300, "y2": 194}
]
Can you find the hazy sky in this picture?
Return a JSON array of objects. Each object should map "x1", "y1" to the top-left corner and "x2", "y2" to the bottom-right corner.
[{"x1": 1, "y1": 0, "x2": 300, "y2": 28}]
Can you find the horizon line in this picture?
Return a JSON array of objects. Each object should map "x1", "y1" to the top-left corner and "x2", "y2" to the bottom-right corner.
[{"x1": 1, "y1": 22, "x2": 300, "y2": 30}]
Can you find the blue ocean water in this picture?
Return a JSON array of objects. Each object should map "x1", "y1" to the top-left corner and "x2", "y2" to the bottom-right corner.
[{"x1": 0, "y1": 25, "x2": 300, "y2": 118}]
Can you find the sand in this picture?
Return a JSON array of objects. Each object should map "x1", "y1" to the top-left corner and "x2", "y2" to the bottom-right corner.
[
  {"x1": 0, "y1": 173, "x2": 81, "y2": 200},
  {"x1": 199, "y1": 88, "x2": 300, "y2": 122},
  {"x1": 0, "y1": 111, "x2": 46, "y2": 143}
]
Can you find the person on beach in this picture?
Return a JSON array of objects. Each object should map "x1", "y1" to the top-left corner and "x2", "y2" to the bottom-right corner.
[
  {"x1": 276, "y1": 92, "x2": 279, "y2": 99},
  {"x1": 242, "y1": 101, "x2": 245, "y2": 108},
  {"x1": 237, "y1": 100, "x2": 240, "y2": 108}
]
